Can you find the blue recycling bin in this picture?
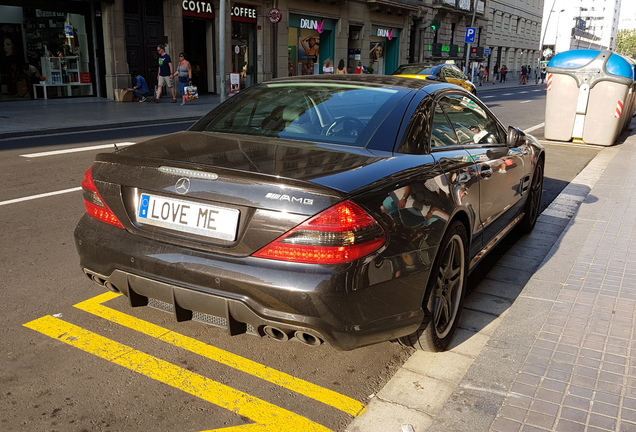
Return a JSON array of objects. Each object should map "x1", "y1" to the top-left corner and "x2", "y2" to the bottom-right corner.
[{"x1": 545, "y1": 50, "x2": 635, "y2": 146}]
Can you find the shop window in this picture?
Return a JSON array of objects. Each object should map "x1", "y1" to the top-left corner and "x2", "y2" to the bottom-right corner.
[
  {"x1": 231, "y1": 21, "x2": 255, "y2": 89},
  {"x1": 1, "y1": 8, "x2": 93, "y2": 99},
  {"x1": 288, "y1": 27, "x2": 320, "y2": 76}
]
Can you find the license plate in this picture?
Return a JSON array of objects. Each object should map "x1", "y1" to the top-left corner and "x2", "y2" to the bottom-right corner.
[{"x1": 138, "y1": 194, "x2": 239, "y2": 241}]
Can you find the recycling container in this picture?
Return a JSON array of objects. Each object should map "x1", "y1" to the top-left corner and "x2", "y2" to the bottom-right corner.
[{"x1": 545, "y1": 49, "x2": 635, "y2": 146}]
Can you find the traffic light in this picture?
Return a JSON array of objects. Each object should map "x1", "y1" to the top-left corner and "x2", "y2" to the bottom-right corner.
[{"x1": 431, "y1": 19, "x2": 441, "y2": 32}]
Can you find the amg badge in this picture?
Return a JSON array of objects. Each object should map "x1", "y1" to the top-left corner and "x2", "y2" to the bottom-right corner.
[{"x1": 265, "y1": 192, "x2": 314, "y2": 206}]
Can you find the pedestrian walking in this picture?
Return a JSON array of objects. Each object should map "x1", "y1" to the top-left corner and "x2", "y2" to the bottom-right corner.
[
  {"x1": 540, "y1": 66, "x2": 547, "y2": 83},
  {"x1": 478, "y1": 65, "x2": 485, "y2": 86},
  {"x1": 336, "y1": 59, "x2": 347, "y2": 74},
  {"x1": 154, "y1": 44, "x2": 176, "y2": 103},
  {"x1": 500, "y1": 65, "x2": 508, "y2": 83},
  {"x1": 322, "y1": 58, "x2": 334, "y2": 74},
  {"x1": 493, "y1": 64, "x2": 499, "y2": 84},
  {"x1": 519, "y1": 65, "x2": 528, "y2": 85},
  {"x1": 172, "y1": 52, "x2": 192, "y2": 106}
]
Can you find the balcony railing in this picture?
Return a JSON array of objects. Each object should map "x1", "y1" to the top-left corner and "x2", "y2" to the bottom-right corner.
[{"x1": 432, "y1": 0, "x2": 484, "y2": 14}]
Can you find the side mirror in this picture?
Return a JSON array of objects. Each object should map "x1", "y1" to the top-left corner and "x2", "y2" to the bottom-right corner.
[{"x1": 507, "y1": 126, "x2": 526, "y2": 148}]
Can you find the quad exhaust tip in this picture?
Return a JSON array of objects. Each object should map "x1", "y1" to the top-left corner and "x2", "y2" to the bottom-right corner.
[
  {"x1": 83, "y1": 270, "x2": 323, "y2": 346},
  {"x1": 84, "y1": 270, "x2": 120, "y2": 293},
  {"x1": 263, "y1": 326, "x2": 291, "y2": 341},
  {"x1": 295, "y1": 331, "x2": 323, "y2": 347}
]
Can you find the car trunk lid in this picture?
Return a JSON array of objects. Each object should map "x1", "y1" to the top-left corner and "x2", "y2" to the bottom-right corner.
[{"x1": 88, "y1": 131, "x2": 393, "y2": 254}]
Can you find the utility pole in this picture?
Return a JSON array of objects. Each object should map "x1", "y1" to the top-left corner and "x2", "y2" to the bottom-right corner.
[
  {"x1": 464, "y1": 0, "x2": 478, "y2": 78},
  {"x1": 219, "y1": 0, "x2": 227, "y2": 102}
]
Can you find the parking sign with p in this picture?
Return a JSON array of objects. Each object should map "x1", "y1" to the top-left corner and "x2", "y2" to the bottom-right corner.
[{"x1": 465, "y1": 27, "x2": 476, "y2": 43}]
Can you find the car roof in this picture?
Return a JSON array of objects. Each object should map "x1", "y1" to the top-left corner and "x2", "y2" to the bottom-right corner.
[
  {"x1": 393, "y1": 63, "x2": 457, "y2": 74},
  {"x1": 267, "y1": 74, "x2": 442, "y2": 91}
]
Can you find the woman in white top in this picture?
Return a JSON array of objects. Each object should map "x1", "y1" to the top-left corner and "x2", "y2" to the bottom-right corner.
[{"x1": 322, "y1": 58, "x2": 334, "y2": 74}]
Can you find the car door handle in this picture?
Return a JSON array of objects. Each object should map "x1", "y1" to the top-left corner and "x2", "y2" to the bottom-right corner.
[{"x1": 478, "y1": 164, "x2": 493, "y2": 179}]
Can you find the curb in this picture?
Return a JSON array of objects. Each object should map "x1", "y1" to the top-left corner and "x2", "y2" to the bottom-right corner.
[
  {"x1": 346, "y1": 133, "x2": 625, "y2": 432},
  {"x1": 1, "y1": 117, "x2": 202, "y2": 140}
]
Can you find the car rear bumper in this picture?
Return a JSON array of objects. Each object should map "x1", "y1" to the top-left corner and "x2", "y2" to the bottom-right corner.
[{"x1": 74, "y1": 215, "x2": 426, "y2": 350}]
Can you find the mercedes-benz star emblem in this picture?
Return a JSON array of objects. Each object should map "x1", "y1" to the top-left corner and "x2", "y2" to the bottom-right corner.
[{"x1": 175, "y1": 177, "x2": 191, "y2": 195}]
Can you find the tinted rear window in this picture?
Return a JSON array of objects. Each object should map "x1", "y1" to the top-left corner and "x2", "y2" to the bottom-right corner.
[{"x1": 190, "y1": 83, "x2": 402, "y2": 148}]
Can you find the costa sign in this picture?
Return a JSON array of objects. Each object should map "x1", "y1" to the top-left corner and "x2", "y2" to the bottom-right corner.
[{"x1": 182, "y1": 1, "x2": 214, "y2": 18}]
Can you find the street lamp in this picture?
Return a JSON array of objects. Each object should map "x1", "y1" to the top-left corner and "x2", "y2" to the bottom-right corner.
[
  {"x1": 554, "y1": 9, "x2": 565, "y2": 54},
  {"x1": 539, "y1": 2, "x2": 564, "y2": 60}
]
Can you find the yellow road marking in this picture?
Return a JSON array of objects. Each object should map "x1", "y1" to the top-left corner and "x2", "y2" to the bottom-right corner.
[
  {"x1": 74, "y1": 292, "x2": 364, "y2": 416},
  {"x1": 539, "y1": 140, "x2": 605, "y2": 149},
  {"x1": 24, "y1": 315, "x2": 332, "y2": 432}
]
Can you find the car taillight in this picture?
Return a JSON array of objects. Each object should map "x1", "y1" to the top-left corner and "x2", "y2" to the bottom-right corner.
[
  {"x1": 253, "y1": 201, "x2": 386, "y2": 264},
  {"x1": 81, "y1": 167, "x2": 125, "y2": 229}
]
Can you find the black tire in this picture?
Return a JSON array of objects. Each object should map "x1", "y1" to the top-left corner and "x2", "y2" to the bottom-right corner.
[
  {"x1": 518, "y1": 158, "x2": 544, "y2": 234},
  {"x1": 398, "y1": 220, "x2": 468, "y2": 351}
]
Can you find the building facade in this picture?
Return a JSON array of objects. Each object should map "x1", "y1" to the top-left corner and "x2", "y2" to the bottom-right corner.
[
  {"x1": 541, "y1": 0, "x2": 622, "y2": 59},
  {"x1": 486, "y1": 0, "x2": 544, "y2": 81},
  {"x1": 0, "y1": 0, "x2": 545, "y2": 102},
  {"x1": 409, "y1": 0, "x2": 487, "y2": 70}
]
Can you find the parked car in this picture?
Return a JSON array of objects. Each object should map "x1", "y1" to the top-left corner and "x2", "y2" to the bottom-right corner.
[
  {"x1": 393, "y1": 62, "x2": 478, "y2": 95},
  {"x1": 74, "y1": 75, "x2": 544, "y2": 351}
]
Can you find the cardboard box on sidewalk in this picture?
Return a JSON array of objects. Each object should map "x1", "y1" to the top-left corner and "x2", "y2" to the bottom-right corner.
[{"x1": 114, "y1": 88, "x2": 134, "y2": 102}]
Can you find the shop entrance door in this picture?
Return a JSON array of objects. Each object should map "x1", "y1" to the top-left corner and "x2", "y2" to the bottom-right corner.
[
  {"x1": 124, "y1": 0, "x2": 164, "y2": 91},
  {"x1": 183, "y1": 18, "x2": 210, "y2": 94}
]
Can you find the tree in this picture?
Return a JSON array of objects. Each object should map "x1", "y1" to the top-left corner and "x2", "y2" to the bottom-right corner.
[{"x1": 616, "y1": 29, "x2": 636, "y2": 59}]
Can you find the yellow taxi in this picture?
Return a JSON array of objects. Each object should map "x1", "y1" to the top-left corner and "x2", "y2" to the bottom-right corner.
[{"x1": 392, "y1": 62, "x2": 477, "y2": 95}]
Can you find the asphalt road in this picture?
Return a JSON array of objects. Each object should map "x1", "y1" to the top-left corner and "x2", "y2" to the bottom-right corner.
[{"x1": 0, "y1": 88, "x2": 601, "y2": 432}]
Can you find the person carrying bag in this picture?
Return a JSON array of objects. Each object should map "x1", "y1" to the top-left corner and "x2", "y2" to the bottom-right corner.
[{"x1": 173, "y1": 52, "x2": 193, "y2": 105}]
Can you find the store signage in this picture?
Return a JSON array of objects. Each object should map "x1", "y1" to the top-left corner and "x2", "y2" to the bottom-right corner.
[
  {"x1": 231, "y1": 5, "x2": 256, "y2": 20},
  {"x1": 376, "y1": 28, "x2": 393, "y2": 40},
  {"x1": 300, "y1": 18, "x2": 325, "y2": 34},
  {"x1": 182, "y1": 1, "x2": 213, "y2": 14},
  {"x1": 182, "y1": 1, "x2": 214, "y2": 18},
  {"x1": 428, "y1": 45, "x2": 463, "y2": 54},
  {"x1": 268, "y1": 8, "x2": 282, "y2": 24}
]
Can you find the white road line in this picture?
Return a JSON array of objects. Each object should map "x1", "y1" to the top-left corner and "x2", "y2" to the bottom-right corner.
[
  {"x1": 524, "y1": 122, "x2": 545, "y2": 133},
  {"x1": 20, "y1": 142, "x2": 135, "y2": 158},
  {"x1": 502, "y1": 93, "x2": 513, "y2": 96},
  {"x1": 0, "y1": 187, "x2": 82, "y2": 207},
  {"x1": 520, "y1": 100, "x2": 532, "y2": 104},
  {"x1": 480, "y1": 95, "x2": 495, "y2": 99}
]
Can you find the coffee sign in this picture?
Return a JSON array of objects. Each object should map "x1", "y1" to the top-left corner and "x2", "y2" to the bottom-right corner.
[{"x1": 231, "y1": 5, "x2": 256, "y2": 19}]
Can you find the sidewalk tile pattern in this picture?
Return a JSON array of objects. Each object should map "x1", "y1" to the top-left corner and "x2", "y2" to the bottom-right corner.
[{"x1": 491, "y1": 139, "x2": 636, "y2": 432}]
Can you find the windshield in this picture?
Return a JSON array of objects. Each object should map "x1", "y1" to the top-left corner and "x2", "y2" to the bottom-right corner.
[{"x1": 190, "y1": 83, "x2": 401, "y2": 147}]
